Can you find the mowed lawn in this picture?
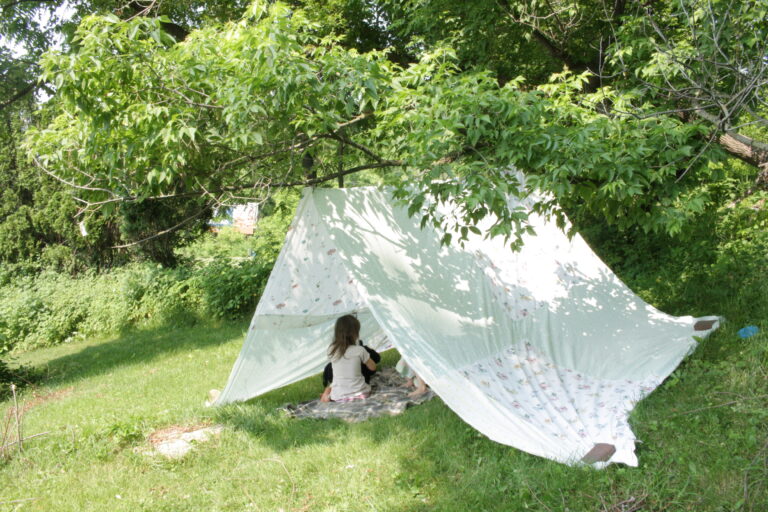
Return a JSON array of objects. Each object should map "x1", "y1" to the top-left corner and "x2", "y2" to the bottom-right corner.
[{"x1": 1, "y1": 320, "x2": 766, "y2": 511}]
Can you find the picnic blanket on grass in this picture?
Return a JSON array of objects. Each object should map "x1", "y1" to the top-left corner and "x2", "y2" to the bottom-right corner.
[{"x1": 281, "y1": 368, "x2": 435, "y2": 422}]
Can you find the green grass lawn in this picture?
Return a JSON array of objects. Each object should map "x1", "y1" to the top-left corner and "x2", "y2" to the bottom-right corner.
[{"x1": 1, "y1": 320, "x2": 766, "y2": 511}]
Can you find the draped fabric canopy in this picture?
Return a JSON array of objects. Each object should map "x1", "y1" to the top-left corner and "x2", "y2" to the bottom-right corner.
[{"x1": 216, "y1": 186, "x2": 718, "y2": 466}]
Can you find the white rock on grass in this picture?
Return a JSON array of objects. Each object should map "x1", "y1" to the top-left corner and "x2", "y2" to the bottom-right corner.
[
  {"x1": 154, "y1": 438, "x2": 193, "y2": 459},
  {"x1": 145, "y1": 425, "x2": 224, "y2": 459}
]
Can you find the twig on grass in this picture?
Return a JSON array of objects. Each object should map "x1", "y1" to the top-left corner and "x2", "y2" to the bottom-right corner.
[
  {"x1": 744, "y1": 469, "x2": 749, "y2": 510},
  {"x1": 1, "y1": 385, "x2": 50, "y2": 460},
  {"x1": 12, "y1": 384, "x2": 21, "y2": 453},
  {"x1": 292, "y1": 493, "x2": 316, "y2": 512},
  {"x1": 585, "y1": 493, "x2": 648, "y2": 512},
  {"x1": 608, "y1": 495, "x2": 646, "y2": 512},
  {"x1": 667, "y1": 394, "x2": 768, "y2": 417},
  {"x1": 743, "y1": 438, "x2": 768, "y2": 511},
  {"x1": 238, "y1": 484, "x2": 257, "y2": 508},
  {"x1": 2, "y1": 431, "x2": 51, "y2": 450},
  {"x1": 523, "y1": 480, "x2": 553, "y2": 512},
  {"x1": 263, "y1": 457, "x2": 297, "y2": 501},
  {"x1": 0, "y1": 498, "x2": 38, "y2": 505}
]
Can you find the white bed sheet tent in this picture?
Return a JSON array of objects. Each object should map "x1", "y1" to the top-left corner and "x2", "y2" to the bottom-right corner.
[{"x1": 215, "y1": 186, "x2": 718, "y2": 466}]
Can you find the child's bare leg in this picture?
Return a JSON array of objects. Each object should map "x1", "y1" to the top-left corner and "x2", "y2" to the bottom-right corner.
[{"x1": 407, "y1": 376, "x2": 428, "y2": 397}]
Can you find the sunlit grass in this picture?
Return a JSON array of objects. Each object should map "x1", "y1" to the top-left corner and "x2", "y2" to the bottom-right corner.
[{"x1": 1, "y1": 319, "x2": 765, "y2": 511}]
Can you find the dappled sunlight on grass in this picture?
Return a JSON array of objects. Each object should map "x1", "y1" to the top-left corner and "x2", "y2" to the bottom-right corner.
[{"x1": 0, "y1": 321, "x2": 765, "y2": 510}]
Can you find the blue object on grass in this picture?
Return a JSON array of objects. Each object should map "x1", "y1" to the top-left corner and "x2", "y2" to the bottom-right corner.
[{"x1": 737, "y1": 325, "x2": 759, "y2": 338}]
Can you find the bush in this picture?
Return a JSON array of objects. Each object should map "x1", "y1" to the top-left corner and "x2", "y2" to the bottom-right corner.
[
  {"x1": 177, "y1": 228, "x2": 255, "y2": 261},
  {"x1": 0, "y1": 257, "x2": 275, "y2": 353},
  {"x1": 194, "y1": 259, "x2": 271, "y2": 320},
  {"x1": 576, "y1": 184, "x2": 768, "y2": 325},
  {"x1": 0, "y1": 191, "x2": 299, "y2": 353},
  {"x1": 117, "y1": 264, "x2": 198, "y2": 325},
  {"x1": 0, "y1": 271, "x2": 110, "y2": 351}
]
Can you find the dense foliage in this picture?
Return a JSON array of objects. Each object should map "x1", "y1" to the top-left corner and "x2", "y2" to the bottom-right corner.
[
  {"x1": 0, "y1": 0, "x2": 251, "y2": 271},
  {"x1": 0, "y1": 0, "x2": 764, "y2": 359},
  {"x1": 2, "y1": 0, "x2": 765, "y2": 267},
  {"x1": 578, "y1": 175, "x2": 768, "y2": 323},
  {"x1": 14, "y1": 3, "x2": 714, "y2": 246},
  {"x1": 0, "y1": 256, "x2": 265, "y2": 352},
  {"x1": 10, "y1": 1, "x2": 764, "y2": 248},
  {"x1": 0, "y1": 190, "x2": 295, "y2": 354}
]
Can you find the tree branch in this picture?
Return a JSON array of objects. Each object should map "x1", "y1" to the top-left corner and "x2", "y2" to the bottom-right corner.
[
  {"x1": 692, "y1": 109, "x2": 768, "y2": 171},
  {"x1": 123, "y1": 1, "x2": 189, "y2": 41},
  {"x1": 322, "y1": 133, "x2": 383, "y2": 162},
  {"x1": 110, "y1": 202, "x2": 211, "y2": 249},
  {"x1": 283, "y1": 161, "x2": 402, "y2": 188},
  {"x1": 1, "y1": 0, "x2": 53, "y2": 12},
  {"x1": 0, "y1": 82, "x2": 37, "y2": 112},
  {"x1": 67, "y1": 160, "x2": 405, "y2": 211},
  {"x1": 33, "y1": 156, "x2": 126, "y2": 198}
]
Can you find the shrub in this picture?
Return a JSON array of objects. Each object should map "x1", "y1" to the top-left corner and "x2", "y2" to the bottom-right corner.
[
  {"x1": 117, "y1": 264, "x2": 198, "y2": 325},
  {"x1": 576, "y1": 183, "x2": 768, "y2": 324},
  {"x1": 194, "y1": 259, "x2": 271, "y2": 320},
  {"x1": 0, "y1": 271, "x2": 101, "y2": 351},
  {"x1": 177, "y1": 228, "x2": 255, "y2": 261},
  {"x1": 0, "y1": 189, "x2": 313, "y2": 351},
  {"x1": 0, "y1": 256, "x2": 276, "y2": 353}
]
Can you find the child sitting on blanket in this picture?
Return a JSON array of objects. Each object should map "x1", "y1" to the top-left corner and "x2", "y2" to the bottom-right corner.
[
  {"x1": 322, "y1": 339, "x2": 380, "y2": 388},
  {"x1": 320, "y1": 315, "x2": 377, "y2": 402},
  {"x1": 396, "y1": 357, "x2": 429, "y2": 398}
]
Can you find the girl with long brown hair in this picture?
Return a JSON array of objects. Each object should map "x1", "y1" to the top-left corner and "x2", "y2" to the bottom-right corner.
[{"x1": 320, "y1": 315, "x2": 377, "y2": 402}]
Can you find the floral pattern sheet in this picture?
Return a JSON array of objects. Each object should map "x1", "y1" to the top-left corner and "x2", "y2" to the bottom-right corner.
[
  {"x1": 459, "y1": 341, "x2": 661, "y2": 447},
  {"x1": 257, "y1": 196, "x2": 367, "y2": 319}
]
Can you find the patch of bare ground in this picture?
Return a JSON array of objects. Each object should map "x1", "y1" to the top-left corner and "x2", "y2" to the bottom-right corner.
[
  {"x1": 148, "y1": 422, "x2": 214, "y2": 446},
  {"x1": 19, "y1": 387, "x2": 75, "y2": 414}
]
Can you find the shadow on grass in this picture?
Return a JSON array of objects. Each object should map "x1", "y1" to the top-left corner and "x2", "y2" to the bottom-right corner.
[
  {"x1": 211, "y1": 329, "x2": 764, "y2": 511},
  {"x1": 216, "y1": 381, "x2": 575, "y2": 511},
  {"x1": 212, "y1": 349, "x2": 406, "y2": 452},
  {"x1": 34, "y1": 318, "x2": 249, "y2": 387},
  {"x1": 208, "y1": 349, "x2": 581, "y2": 511}
]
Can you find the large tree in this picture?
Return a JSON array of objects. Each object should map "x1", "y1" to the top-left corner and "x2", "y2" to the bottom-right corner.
[
  {"x1": 19, "y1": 0, "x2": 768, "y2": 245},
  {"x1": 1, "y1": 0, "x2": 252, "y2": 266}
]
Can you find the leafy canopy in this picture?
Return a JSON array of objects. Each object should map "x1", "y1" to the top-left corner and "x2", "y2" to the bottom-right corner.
[{"x1": 26, "y1": 1, "x2": 720, "y2": 245}]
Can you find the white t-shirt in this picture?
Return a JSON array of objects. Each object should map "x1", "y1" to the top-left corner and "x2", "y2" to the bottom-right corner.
[{"x1": 329, "y1": 345, "x2": 371, "y2": 401}]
